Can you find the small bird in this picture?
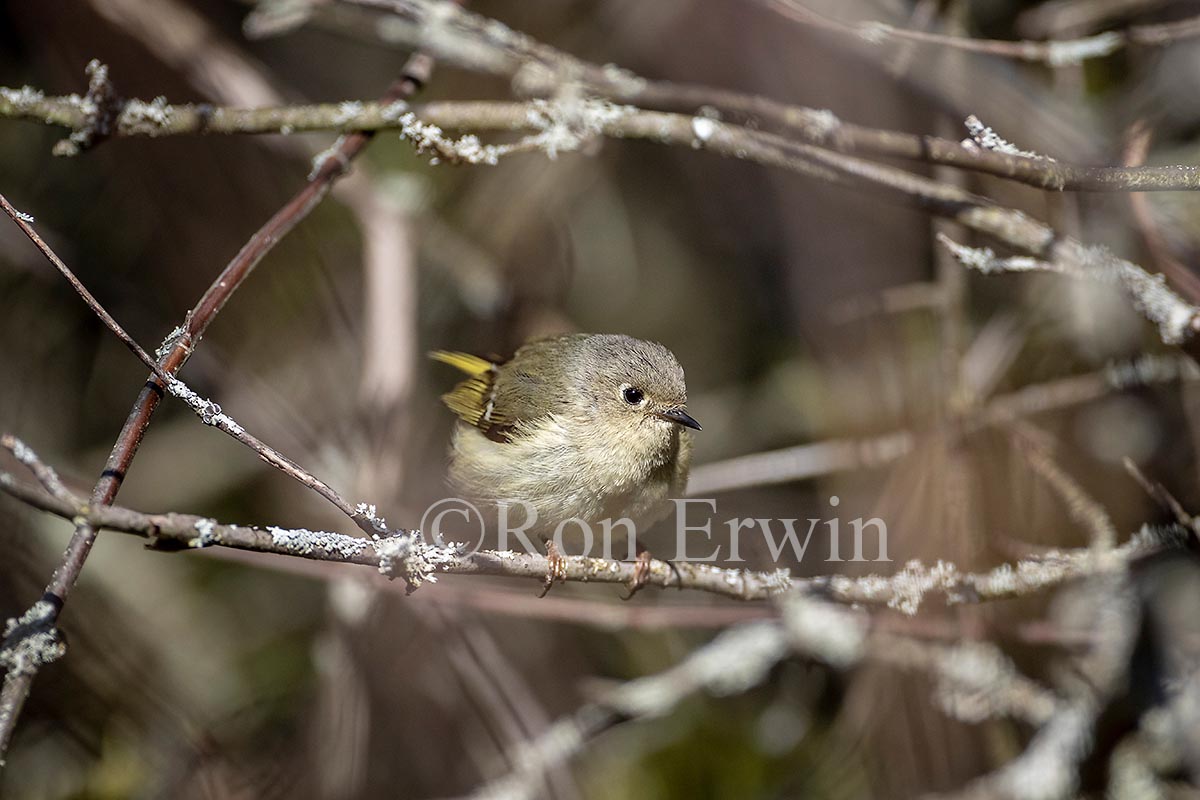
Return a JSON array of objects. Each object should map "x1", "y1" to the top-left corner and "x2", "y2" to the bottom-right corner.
[{"x1": 432, "y1": 333, "x2": 700, "y2": 591}]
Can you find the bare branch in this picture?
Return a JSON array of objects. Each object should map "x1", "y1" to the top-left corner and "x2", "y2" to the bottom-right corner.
[
  {"x1": 472, "y1": 596, "x2": 1060, "y2": 799},
  {"x1": 0, "y1": 40, "x2": 444, "y2": 766},
  {"x1": 0, "y1": 441, "x2": 1185, "y2": 609},
  {"x1": 1010, "y1": 423, "x2": 1120, "y2": 550},
  {"x1": 763, "y1": 0, "x2": 1200, "y2": 66},
  {"x1": 7, "y1": 63, "x2": 1200, "y2": 191},
  {"x1": 689, "y1": 355, "x2": 1198, "y2": 495},
  {"x1": 0, "y1": 192, "x2": 173, "y2": 386}
]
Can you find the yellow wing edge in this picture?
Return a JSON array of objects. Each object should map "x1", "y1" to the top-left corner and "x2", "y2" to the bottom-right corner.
[{"x1": 429, "y1": 350, "x2": 504, "y2": 430}]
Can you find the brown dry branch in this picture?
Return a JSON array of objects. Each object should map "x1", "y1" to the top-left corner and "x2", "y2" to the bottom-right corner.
[
  {"x1": 0, "y1": 438, "x2": 1185, "y2": 613},
  {"x1": 207, "y1": 544, "x2": 1100, "y2": 644},
  {"x1": 469, "y1": 621, "x2": 794, "y2": 800},
  {"x1": 1009, "y1": 422, "x2": 1120, "y2": 550},
  {"x1": 387, "y1": 101, "x2": 1200, "y2": 355},
  {"x1": 0, "y1": 194, "x2": 173, "y2": 386},
  {"x1": 332, "y1": 0, "x2": 1200, "y2": 192},
  {"x1": 0, "y1": 45, "x2": 442, "y2": 764},
  {"x1": 318, "y1": 0, "x2": 1200, "y2": 355},
  {"x1": 8, "y1": 75, "x2": 1200, "y2": 193},
  {"x1": 9, "y1": 83, "x2": 1200, "y2": 351},
  {"x1": 764, "y1": 0, "x2": 1200, "y2": 66},
  {"x1": 690, "y1": 355, "x2": 1199, "y2": 495},
  {"x1": 470, "y1": 598, "x2": 1061, "y2": 800},
  {"x1": 0, "y1": 444, "x2": 787, "y2": 600},
  {"x1": 0, "y1": 192, "x2": 379, "y2": 538},
  {"x1": 946, "y1": 573, "x2": 1144, "y2": 800},
  {"x1": 4, "y1": 0, "x2": 1200, "y2": 195}
]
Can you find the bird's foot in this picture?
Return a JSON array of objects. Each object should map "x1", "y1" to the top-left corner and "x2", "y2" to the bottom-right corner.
[
  {"x1": 539, "y1": 540, "x2": 568, "y2": 597},
  {"x1": 621, "y1": 550, "x2": 653, "y2": 600},
  {"x1": 622, "y1": 548, "x2": 684, "y2": 600}
]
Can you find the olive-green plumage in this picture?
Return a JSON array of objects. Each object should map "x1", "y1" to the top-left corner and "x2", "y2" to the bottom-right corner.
[{"x1": 432, "y1": 333, "x2": 700, "y2": 540}]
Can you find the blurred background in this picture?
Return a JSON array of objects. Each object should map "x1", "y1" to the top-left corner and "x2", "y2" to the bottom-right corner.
[{"x1": 3, "y1": 0, "x2": 1200, "y2": 797}]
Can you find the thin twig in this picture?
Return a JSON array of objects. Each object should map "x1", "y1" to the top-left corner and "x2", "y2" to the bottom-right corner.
[
  {"x1": 764, "y1": 0, "x2": 1200, "y2": 66},
  {"x1": 1009, "y1": 422, "x2": 1119, "y2": 550},
  {"x1": 0, "y1": 46, "x2": 442, "y2": 767},
  {"x1": 0, "y1": 193, "x2": 172, "y2": 387},
  {"x1": 470, "y1": 597, "x2": 1059, "y2": 799},
  {"x1": 0, "y1": 192, "x2": 374, "y2": 531},
  {"x1": 689, "y1": 355, "x2": 1198, "y2": 495},
  {"x1": 326, "y1": 0, "x2": 1200, "y2": 192}
]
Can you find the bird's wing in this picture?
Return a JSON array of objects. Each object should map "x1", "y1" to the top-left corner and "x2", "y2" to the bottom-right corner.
[
  {"x1": 431, "y1": 336, "x2": 581, "y2": 443},
  {"x1": 430, "y1": 350, "x2": 510, "y2": 441}
]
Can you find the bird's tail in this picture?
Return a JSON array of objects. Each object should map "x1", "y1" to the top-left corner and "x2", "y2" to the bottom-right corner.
[{"x1": 429, "y1": 350, "x2": 495, "y2": 376}]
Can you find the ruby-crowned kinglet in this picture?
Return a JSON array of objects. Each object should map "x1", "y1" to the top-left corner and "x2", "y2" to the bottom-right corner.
[{"x1": 432, "y1": 333, "x2": 701, "y2": 541}]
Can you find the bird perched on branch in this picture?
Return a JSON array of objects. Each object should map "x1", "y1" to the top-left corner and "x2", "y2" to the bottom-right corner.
[{"x1": 432, "y1": 333, "x2": 700, "y2": 595}]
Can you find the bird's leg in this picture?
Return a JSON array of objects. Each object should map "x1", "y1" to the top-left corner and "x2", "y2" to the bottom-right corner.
[
  {"x1": 539, "y1": 539, "x2": 568, "y2": 597},
  {"x1": 622, "y1": 541, "x2": 683, "y2": 600}
]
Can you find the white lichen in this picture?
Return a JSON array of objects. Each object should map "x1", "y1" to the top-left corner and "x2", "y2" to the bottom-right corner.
[
  {"x1": 0, "y1": 601, "x2": 66, "y2": 677},
  {"x1": 7, "y1": 436, "x2": 35, "y2": 467},
  {"x1": 691, "y1": 116, "x2": 717, "y2": 144},
  {"x1": 154, "y1": 324, "x2": 188, "y2": 361},
  {"x1": 799, "y1": 108, "x2": 841, "y2": 141},
  {"x1": 938, "y1": 232, "x2": 1200, "y2": 347},
  {"x1": 269, "y1": 526, "x2": 369, "y2": 559},
  {"x1": 0, "y1": 85, "x2": 45, "y2": 109},
  {"x1": 940, "y1": 239, "x2": 1049, "y2": 275},
  {"x1": 309, "y1": 135, "x2": 349, "y2": 180},
  {"x1": 962, "y1": 114, "x2": 1053, "y2": 160},
  {"x1": 398, "y1": 112, "x2": 505, "y2": 165},
  {"x1": 611, "y1": 623, "x2": 788, "y2": 717},
  {"x1": 523, "y1": 95, "x2": 634, "y2": 160},
  {"x1": 122, "y1": 96, "x2": 172, "y2": 130},
  {"x1": 374, "y1": 531, "x2": 464, "y2": 589},
  {"x1": 933, "y1": 642, "x2": 1056, "y2": 725},
  {"x1": 355, "y1": 502, "x2": 390, "y2": 534},
  {"x1": 819, "y1": 523, "x2": 1175, "y2": 615},
  {"x1": 334, "y1": 100, "x2": 364, "y2": 125},
  {"x1": 766, "y1": 568, "x2": 793, "y2": 594},
  {"x1": 191, "y1": 517, "x2": 217, "y2": 548},
  {"x1": 380, "y1": 100, "x2": 409, "y2": 122},
  {"x1": 1045, "y1": 31, "x2": 1123, "y2": 67},
  {"x1": 1113, "y1": 259, "x2": 1199, "y2": 345},
  {"x1": 165, "y1": 378, "x2": 246, "y2": 436}
]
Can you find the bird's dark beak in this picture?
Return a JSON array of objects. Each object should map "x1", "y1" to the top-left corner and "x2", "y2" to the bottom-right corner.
[{"x1": 655, "y1": 408, "x2": 702, "y2": 431}]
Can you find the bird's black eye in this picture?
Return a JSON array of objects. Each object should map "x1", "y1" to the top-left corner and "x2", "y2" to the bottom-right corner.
[{"x1": 622, "y1": 386, "x2": 645, "y2": 405}]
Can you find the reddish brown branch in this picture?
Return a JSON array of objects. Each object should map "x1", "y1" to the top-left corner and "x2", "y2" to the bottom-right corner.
[{"x1": 0, "y1": 50, "x2": 439, "y2": 766}]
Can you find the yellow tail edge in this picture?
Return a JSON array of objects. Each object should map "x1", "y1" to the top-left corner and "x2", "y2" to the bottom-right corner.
[{"x1": 429, "y1": 350, "x2": 495, "y2": 376}]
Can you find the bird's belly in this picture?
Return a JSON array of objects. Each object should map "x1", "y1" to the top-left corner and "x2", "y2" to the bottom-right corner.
[{"x1": 447, "y1": 422, "x2": 675, "y2": 537}]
